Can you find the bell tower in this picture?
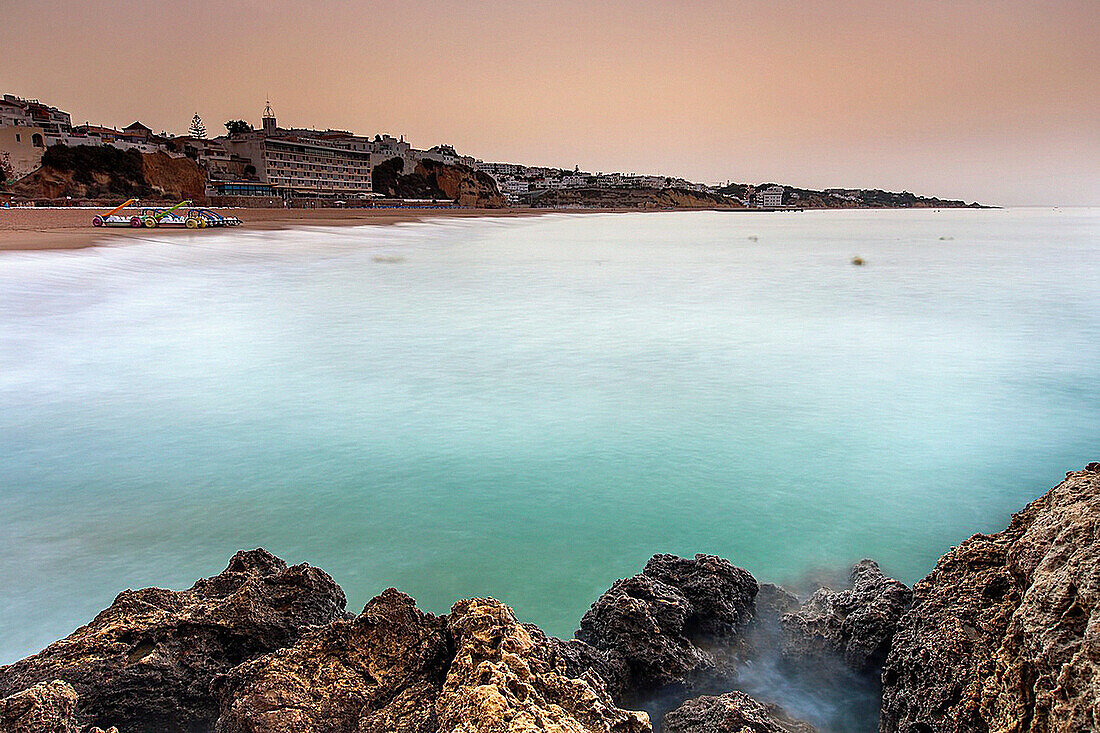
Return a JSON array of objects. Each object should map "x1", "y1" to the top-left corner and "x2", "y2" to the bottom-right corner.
[{"x1": 262, "y1": 100, "x2": 277, "y2": 135}]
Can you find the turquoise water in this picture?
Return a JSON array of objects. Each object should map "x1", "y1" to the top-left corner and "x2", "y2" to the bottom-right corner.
[{"x1": 1, "y1": 208, "x2": 1097, "y2": 667}]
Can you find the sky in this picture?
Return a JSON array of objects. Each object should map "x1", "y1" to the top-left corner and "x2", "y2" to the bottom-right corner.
[{"x1": 1, "y1": 0, "x2": 1097, "y2": 205}]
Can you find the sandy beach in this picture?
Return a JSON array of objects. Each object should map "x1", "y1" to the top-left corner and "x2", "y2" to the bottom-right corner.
[{"x1": 0, "y1": 207, "x2": 566, "y2": 251}]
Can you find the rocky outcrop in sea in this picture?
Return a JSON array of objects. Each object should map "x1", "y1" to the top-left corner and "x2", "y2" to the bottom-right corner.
[
  {"x1": 880, "y1": 463, "x2": 1100, "y2": 732},
  {"x1": 1, "y1": 463, "x2": 1096, "y2": 732}
]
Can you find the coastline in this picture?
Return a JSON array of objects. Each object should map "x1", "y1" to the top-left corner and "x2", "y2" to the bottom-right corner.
[
  {"x1": 0, "y1": 207, "x2": 569, "y2": 252},
  {"x1": 0, "y1": 205, "x2": 1003, "y2": 252},
  {"x1": 0, "y1": 464, "x2": 1096, "y2": 732}
]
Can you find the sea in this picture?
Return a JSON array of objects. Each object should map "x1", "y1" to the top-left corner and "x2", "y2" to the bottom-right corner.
[{"x1": 1, "y1": 208, "x2": 1097, "y2": 726}]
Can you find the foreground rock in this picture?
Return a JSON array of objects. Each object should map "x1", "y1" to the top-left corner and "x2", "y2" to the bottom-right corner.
[
  {"x1": 436, "y1": 598, "x2": 650, "y2": 733},
  {"x1": 216, "y1": 591, "x2": 648, "y2": 733},
  {"x1": 662, "y1": 692, "x2": 816, "y2": 733},
  {"x1": 576, "y1": 554, "x2": 757, "y2": 695},
  {"x1": 780, "y1": 559, "x2": 912, "y2": 673},
  {"x1": 0, "y1": 549, "x2": 346, "y2": 732},
  {"x1": 881, "y1": 463, "x2": 1100, "y2": 732},
  {"x1": 0, "y1": 680, "x2": 80, "y2": 733},
  {"x1": 216, "y1": 587, "x2": 451, "y2": 733}
]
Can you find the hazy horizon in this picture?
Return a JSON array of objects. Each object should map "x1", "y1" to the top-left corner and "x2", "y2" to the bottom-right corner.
[{"x1": 2, "y1": 0, "x2": 1097, "y2": 206}]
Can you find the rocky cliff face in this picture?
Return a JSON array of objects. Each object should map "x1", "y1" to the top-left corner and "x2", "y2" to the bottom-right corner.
[
  {"x1": 881, "y1": 464, "x2": 1100, "y2": 733},
  {"x1": 216, "y1": 591, "x2": 649, "y2": 733},
  {"x1": 530, "y1": 187, "x2": 741, "y2": 209},
  {"x1": 370, "y1": 157, "x2": 505, "y2": 208},
  {"x1": 782, "y1": 560, "x2": 912, "y2": 674},
  {"x1": 576, "y1": 554, "x2": 758, "y2": 698},
  {"x1": 0, "y1": 680, "x2": 80, "y2": 733},
  {"x1": 662, "y1": 691, "x2": 817, "y2": 733},
  {"x1": 5, "y1": 464, "x2": 1099, "y2": 733},
  {"x1": 12, "y1": 145, "x2": 207, "y2": 203},
  {"x1": 0, "y1": 549, "x2": 346, "y2": 732},
  {"x1": 215, "y1": 587, "x2": 451, "y2": 733}
]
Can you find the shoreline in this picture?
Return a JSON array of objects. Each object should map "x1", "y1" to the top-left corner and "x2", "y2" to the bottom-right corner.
[
  {"x1": 0, "y1": 204, "x2": 998, "y2": 252},
  {"x1": 0, "y1": 207, "x2": 573, "y2": 252},
  {"x1": 0, "y1": 464, "x2": 1096, "y2": 732}
]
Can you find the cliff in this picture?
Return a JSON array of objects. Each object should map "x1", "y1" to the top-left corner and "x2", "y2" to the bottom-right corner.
[
  {"x1": 371, "y1": 157, "x2": 505, "y2": 208},
  {"x1": 530, "y1": 187, "x2": 742, "y2": 209},
  {"x1": 717, "y1": 182, "x2": 982, "y2": 209},
  {"x1": 2, "y1": 464, "x2": 1097, "y2": 733},
  {"x1": 881, "y1": 463, "x2": 1100, "y2": 732},
  {"x1": 12, "y1": 145, "x2": 207, "y2": 204}
]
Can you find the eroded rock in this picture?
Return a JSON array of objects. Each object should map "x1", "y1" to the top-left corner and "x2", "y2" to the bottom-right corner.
[
  {"x1": 662, "y1": 691, "x2": 817, "y2": 733},
  {"x1": 215, "y1": 587, "x2": 451, "y2": 733},
  {"x1": 780, "y1": 559, "x2": 911, "y2": 673},
  {"x1": 215, "y1": 591, "x2": 648, "y2": 733},
  {"x1": 576, "y1": 554, "x2": 758, "y2": 695},
  {"x1": 0, "y1": 680, "x2": 79, "y2": 733},
  {"x1": 880, "y1": 464, "x2": 1100, "y2": 732},
  {"x1": 437, "y1": 597, "x2": 651, "y2": 733},
  {"x1": 0, "y1": 549, "x2": 346, "y2": 732}
]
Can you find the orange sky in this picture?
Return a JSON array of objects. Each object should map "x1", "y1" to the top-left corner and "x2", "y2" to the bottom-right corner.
[{"x1": 2, "y1": 0, "x2": 1097, "y2": 204}]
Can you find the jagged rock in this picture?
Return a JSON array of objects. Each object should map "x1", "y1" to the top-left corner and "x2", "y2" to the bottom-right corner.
[
  {"x1": 881, "y1": 464, "x2": 1100, "y2": 732},
  {"x1": 216, "y1": 591, "x2": 647, "y2": 733},
  {"x1": 437, "y1": 597, "x2": 651, "y2": 733},
  {"x1": 0, "y1": 549, "x2": 346, "y2": 733},
  {"x1": 754, "y1": 584, "x2": 799, "y2": 623},
  {"x1": 215, "y1": 587, "x2": 452, "y2": 733},
  {"x1": 576, "y1": 554, "x2": 757, "y2": 695},
  {"x1": 780, "y1": 559, "x2": 911, "y2": 673},
  {"x1": 0, "y1": 680, "x2": 79, "y2": 733},
  {"x1": 525, "y1": 626, "x2": 633, "y2": 704},
  {"x1": 662, "y1": 691, "x2": 817, "y2": 733}
]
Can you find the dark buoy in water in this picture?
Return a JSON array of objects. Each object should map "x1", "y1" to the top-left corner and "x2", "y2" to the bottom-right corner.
[{"x1": 851, "y1": 256, "x2": 865, "y2": 266}]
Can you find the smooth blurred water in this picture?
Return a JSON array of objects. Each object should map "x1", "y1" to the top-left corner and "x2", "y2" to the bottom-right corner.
[{"x1": 1, "y1": 208, "x2": 1097, "y2": 670}]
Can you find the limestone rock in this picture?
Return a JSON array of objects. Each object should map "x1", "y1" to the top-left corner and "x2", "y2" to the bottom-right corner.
[
  {"x1": 215, "y1": 587, "x2": 451, "y2": 733},
  {"x1": 754, "y1": 585, "x2": 799, "y2": 622},
  {"x1": 576, "y1": 554, "x2": 757, "y2": 694},
  {"x1": 780, "y1": 559, "x2": 912, "y2": 673},
  {"x1": 216, "y1": 591, "x2": 648, "y2": 733},
  {"x1": 662, "y1": 691, "x2": 817, "y2": 733},
  {"x1": 880, "y1": 464, "x2": 1100, "y2": 732},
  {"x1": 0, "y1": 549, "x2": 346, "y2": 732},
  {"x1": 0, "y1": 680, "x2": 79, "y2": 733},
  {"x1": 437, "y1": 597, "x2": 651, "y2": 733}
]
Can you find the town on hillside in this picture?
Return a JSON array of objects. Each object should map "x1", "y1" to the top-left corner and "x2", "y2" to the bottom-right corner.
[{"x1": 0, "y1": 93, "x2": 980, "y2": 209}]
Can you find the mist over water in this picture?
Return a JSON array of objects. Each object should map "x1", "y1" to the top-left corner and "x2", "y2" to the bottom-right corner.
[{"x1": 1, "y1": 209, "x2": 1098, "y2": 687}]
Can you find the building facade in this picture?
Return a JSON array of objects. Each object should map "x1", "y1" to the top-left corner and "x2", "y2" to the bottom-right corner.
[
  {"x1": 0, "y1": 125, "x2": 47, "y2": 179},
  {"x1": 756, "y1": 185, "x2": 784, "y2": 207},
  {"x1": 224, "y1": 134, "x2": 373, "y2": 197},
  {"x1": 1, "y1": 95, "x2": 71, "y2": 135}
]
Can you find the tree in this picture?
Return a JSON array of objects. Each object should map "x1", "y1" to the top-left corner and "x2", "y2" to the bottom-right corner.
[
  {"x1": 225, "y1": 120, "x2": 253, "y2": 136},
  {"x1": 188, "y1": 114, "x2": 207, "y2": 139}
]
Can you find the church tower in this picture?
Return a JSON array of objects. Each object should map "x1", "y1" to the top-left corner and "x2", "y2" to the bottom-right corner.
[{"x1": 262, "y1": 100, "x2": 277, "y2": 135}]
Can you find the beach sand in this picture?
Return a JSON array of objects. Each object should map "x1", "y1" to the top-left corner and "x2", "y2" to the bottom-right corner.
[{"x1": 0, "y1": 207, "x2": 567, "y2": 251}]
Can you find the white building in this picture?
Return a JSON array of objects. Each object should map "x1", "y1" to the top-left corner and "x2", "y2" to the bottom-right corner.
[{"x1": 756, "y1": 185, "x2": 784, "y2": 208}]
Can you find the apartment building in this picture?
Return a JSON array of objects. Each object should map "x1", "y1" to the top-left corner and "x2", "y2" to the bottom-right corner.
[
  {"x1": 756, "y1": 185, "x2": 784, "y2": 208},
  {"x1": 0, "y1": 94, "x2": 71, "y2": 135},
  {"x1": 225, "y1": 133, "x2": 373, "y2": 197}
]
